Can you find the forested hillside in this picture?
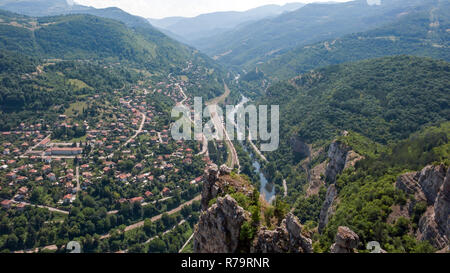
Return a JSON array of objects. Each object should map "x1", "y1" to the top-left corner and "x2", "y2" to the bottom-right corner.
[
  {"x1": 199, "y1": 0, "x2": 431, "y2": 68},
  {"x1": 0, "y1": 49, "x2": 140, "y2": 130},
  {"x1": 258, "y1": 2, "x2": 450, "y2": 80},
  {"x1": 259, "y1": 56, "x2": 449, "y2": 179},
  {"x1": 0, "y1": 9, "x2": 229, "y2": 99}
]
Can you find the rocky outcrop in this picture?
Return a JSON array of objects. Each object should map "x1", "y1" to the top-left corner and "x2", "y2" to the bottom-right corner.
[
  {"x1": 317, "y1": 140, "x2": 363, "y2": 234},
  {"x1": 330, "y1": 226, "x2": 359, "y2": 253},
  {"x1": 200, "y1": 163, "x2": 253, "y2": 210},
  {"x1": 325, "y1": 140, "x2": 363, "y2": 184},
  {"x1": 201, "y1": 164, "x2": 221, "y2": 210},
  {"x1": 417, "y1": 165, "x2": 446, "y2": 205},
  {"x1": 194, "y1": 195, "x2": 250, "y2": 253},
  {"x1": 219, "y1": 164, "x2": 232, "y2": 175},
  {"x1": 396, "y1": 164, "x2": 449, "y2": 250},
  {"x1": 318, "y1": 184, "x2": 337, "y2": 233},
  {"x1": 252, "y1": 213, "x2": 313, "y2": 253},
  {"x1": 325, "y1": 141, "x2": 350, "y2": 184}
]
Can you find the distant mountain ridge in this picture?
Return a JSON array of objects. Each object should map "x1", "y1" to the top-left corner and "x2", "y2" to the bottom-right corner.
[
  {"x1": 0, "y1": 0, "x2": 152, "y2": 28},
  {"x1": 148, "y1": 3, "x2": 305, "y2": 43},
  {"x1": 257, "y1": 0, "x2": 450, "y2": 81},
  {"x1": 197, "y1": 0, "x2": 435, "y2": 69}
]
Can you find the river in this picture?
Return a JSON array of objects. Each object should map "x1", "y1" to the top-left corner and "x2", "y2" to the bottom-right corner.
[{"x1": 227, "y1": 95, "x2": 276, "y2": 204}]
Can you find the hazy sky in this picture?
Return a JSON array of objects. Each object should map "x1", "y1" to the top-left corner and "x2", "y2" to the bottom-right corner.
[{"x1": 74, "y1": 0, "x2": 352, "y2": 19}]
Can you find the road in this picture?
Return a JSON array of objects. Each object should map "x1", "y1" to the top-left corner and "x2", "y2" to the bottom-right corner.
[
  {"x1": 248, "y1": 132, "x2": 268, "y2": 162},
  {"x1": 15, "y1": 201, "x2": 69, "y2": 215},
  {"x1": 75, "y1": 165, "x2": 80, "y2": 193},
  {"x1": 107, "y1": 111, "x2": 146, "y2": 158},
  {"x1": 175, "y1": 82, "x2": 208, "y2": 157},
  {"x1": 124, "y1": 112, "x2": 146, "y2": 147},
  {"x1": 208, "y1": 84, "x2": 240, "y2": 172},
  {"x1": 179, "y1": 232, "x2": 194, "y2": 253},
  {"x1": 120, "y1": 219, "x2": 187, "y2": 253},
  {"x1": 100, "y1": 195, "x2": 201, "y2": 239}
]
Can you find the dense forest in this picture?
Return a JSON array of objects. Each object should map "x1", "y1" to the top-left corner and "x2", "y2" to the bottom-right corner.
[
  {"x1": 0, "y1": 50, "x2": 140, "y2": 130},
  {"x1": 260, "y1": 56, "x2": 449, "y2": 174},
  {"x1": 315, "y1": 122, "x2": 449, "y2": 253},
  {"x1": 258, "y1": 2, "x2": 450, "y2": 81}
]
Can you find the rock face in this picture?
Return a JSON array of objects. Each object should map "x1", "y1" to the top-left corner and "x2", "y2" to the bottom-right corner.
[
  {"x1": 396, "y1": 164, "x2": 449, "y2": 250},
  {"x1": 325, "y1": 141, "x2": 350, "y2": 184},
  {"x1": 252, "y1": 213, "x2": 313, "y2": 253},
  {"x1": 201, "y1": 164, "x2": 221, "y2": 210},
  {"x1": 318, "y1": 141, "x2": 363, "y2": 234},
  {"x1": 417, "y1": 165, "x2": 446, "y2": 205},
  {"x1": 318, "y1": 184, "x2": 337, "y2": 233},
  {"x1": 193, "y1": 195, "x2": 250, "y2": 253},
  {"x1": 330, "y1": 226, "x2": 360, "y2": 253}
]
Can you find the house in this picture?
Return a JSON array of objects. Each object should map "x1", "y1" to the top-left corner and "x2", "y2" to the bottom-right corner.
[
  {"x1": 117, "y1": 173, "x2": 131, "y2": 183},
  {"x1": 136, "y1": 174, "x2": 146, "y2": 183},
  {"x1": 1, "y1": 200, "x2": 12, "y2": 209},
  {"x1": 15, "y1": 203, "x2": 26, "y2": 211},
  {"x1": 18, "y1": 187, "x2": 28, "y2": 195},
  {"x1": 162, "y1": 187, "x2": 171, "y2": 196},
  {"x1": 129, "y1": 197, "x2": 144, "y2": 204},
  {"x1": 42, "y1": 165, "x2": 51, "y2": 173},
  {"x1": 63, "y1": 194, "x2": 75, "y2": 204},
  {"x1": 16, "y1": 176, "x2": 28, "y2": 183},
  {"x1": 6, "y1": 172, "x2": 17, "y2": 180},
  {"x1": 145, "y1": 191, "x2": 153, "y2": 197},
  {"x1": 47, "y1": 173, "x2": 57, "y2": 182},
  {"x1": 39, "y1": 138, "x2": 51, "y2": 148},
  {"x1": 191, "y1": 176, "x2": 203, "y2": 185}
]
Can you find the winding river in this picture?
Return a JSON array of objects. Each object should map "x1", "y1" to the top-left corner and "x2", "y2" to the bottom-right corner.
[{"x1": 227, "y1": 95, "x2": 275, "y2": 203}]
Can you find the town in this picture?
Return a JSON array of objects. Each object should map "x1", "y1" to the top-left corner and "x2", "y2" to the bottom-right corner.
[{"x1": 0, "y1": 60, "x2": 224, "y2": 253}]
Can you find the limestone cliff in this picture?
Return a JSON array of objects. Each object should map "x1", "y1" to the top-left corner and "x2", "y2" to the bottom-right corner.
[
  {"x1": 252, "y1": 213, "x2": 313, "y2": 253},
  {"x1": 318, "y1": 184, "x2": 337, "y2": 233},
  {"x1": 194, "y1": 164, "x2": 314, "y2": 253},
  {"x1": 318, "y1": 140, "x2": 363, "y2": 233},
  {"x1": 324, "y1": 141, "x2": 351, "y2": 184},
  {"x1": 396, "y1": 164, "x2": 449, "y2": 250},
  {"x1": 194, "y1": 195, "x2": 250, "y2": 253}
]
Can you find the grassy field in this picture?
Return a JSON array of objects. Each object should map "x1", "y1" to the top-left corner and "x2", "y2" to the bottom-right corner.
[
  {"x1": 67, "y1": 79, "x2": 92, "y2": 90},
  {"x1": 64, "y1": 101, "x2": 88, "y2": 118}
]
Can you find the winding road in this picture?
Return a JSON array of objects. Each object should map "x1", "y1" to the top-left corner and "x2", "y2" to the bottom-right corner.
[{"x1": 100, "y1": 195, "x2": 201, "y2": 239}]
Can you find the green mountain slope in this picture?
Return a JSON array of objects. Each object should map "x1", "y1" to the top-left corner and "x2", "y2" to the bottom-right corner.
[
  {"x1": 259, "y1": 56, "x2": 449, "y2": 168},
  {"x1": 0, "y1": 49, "x2": 139, "y2": 130},
  {"x1": 0, "y1": 9, "x2": 228, "y2": 91},
  {"x1": 199, "y1": 0, "x2": 432, "y2": 69},
  {"x1": 316, "y1": 122, "x2": 449, "y2": 253},
  {"x1": 0, "y1": 11, "x2": 183, "y2": 69},
  {"x1": 0, "y1": 0, "x2": 150, "y2": 28},
  {"x1": 259, "y1": 2, "x2": 450, "y2": 80}
]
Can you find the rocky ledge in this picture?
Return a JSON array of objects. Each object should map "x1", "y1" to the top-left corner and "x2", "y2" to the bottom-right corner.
[
  {"x1": 396, "y1": 164, "x2": 449, "y2": 250},
  {"x1": 330, "y1": 226, "x2": 359, "y2": 253}
]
